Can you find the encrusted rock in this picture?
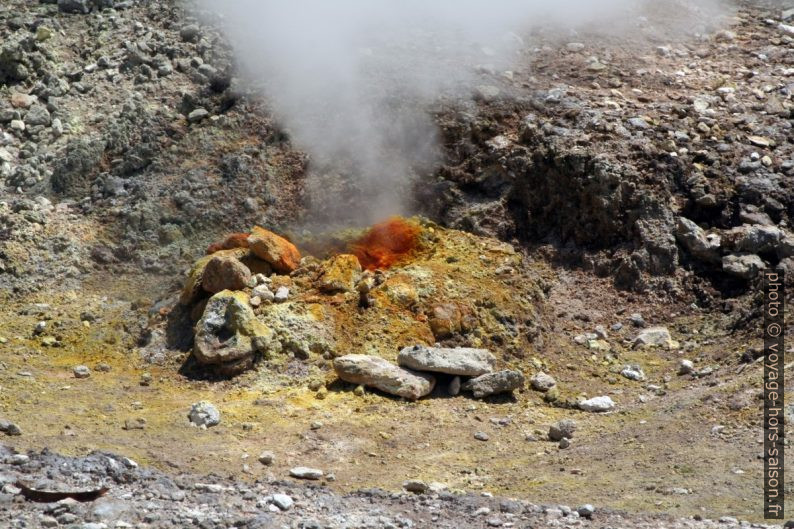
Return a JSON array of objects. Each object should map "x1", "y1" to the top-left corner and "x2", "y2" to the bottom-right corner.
[
  {"x1": 461, "y1": 370, "x2": 525, "y2": 398},
  {"x1": 620, "y1": 364, "x2": 645, "y2": 381},
  {"x1": 248, "y1": 226, "x2": 301, "y2": 274},
  {"x1": 319, "y1": 254, "x2": 361, "y2": 293},
  {"x1": 193, "y1": 290, "x2": 278, "y2": 375},
  {"x1": 201, "y1": 255, "x2": 252, "y2": 294},
  {"x1": 397, "y1": 345, "x2": 495, "y2": 376},
  {"x1": 333, "y1": 354, "x2": 435, "y2": 400},
  {"x1": 188, "y1": 401, "x2": 220, "y2": 427},
  {"x1": 427, "y1": 303, "x2": 475, "y2": 339}
]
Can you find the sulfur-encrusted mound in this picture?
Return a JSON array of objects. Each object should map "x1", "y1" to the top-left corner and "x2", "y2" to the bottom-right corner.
[{"x1": 176, "y1": 219, "x2": 540, "y2": 383}]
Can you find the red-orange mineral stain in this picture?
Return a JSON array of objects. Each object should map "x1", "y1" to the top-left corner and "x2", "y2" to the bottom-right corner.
[{"x1": 350, "y1": 217, "x2": 420, "y2": 270}]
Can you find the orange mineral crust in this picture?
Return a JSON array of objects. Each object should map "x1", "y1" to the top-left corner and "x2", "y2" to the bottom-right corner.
[{"x1": 350, "y1": 217, "x2": 420, "y2": 270}]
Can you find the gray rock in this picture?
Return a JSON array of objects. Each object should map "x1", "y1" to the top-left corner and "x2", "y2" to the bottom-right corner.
[
  {"x1": 579, "y1": 396, "x2": 616, "y2": 413},
  {"x1": 530, "y1": 371, "x2": 556, "y2": 392},
  {"x1": 461, "y1": 370, "x2": 525, "y2": 398},
  {"x1": 620, "y1": 364, "x2": 645, "y2": 381},
  {"x1": 403, "y1": 480, "x2": 429, "y2": 494},
  {"x1": 289, "y1": 466, "x2": 323, "y2": 480},
  {"x1": 187, "y1": 108, "x2": 209, "y2": 123},
  {"x1": 548, "y1": 419, "x2": 576, "y2": 441},
  {"x1": 633, "y1": 327, "x2": 676, "y2": 349},
  {"x1": 271, "y1": 493, "x2": 293, "y2": 510},
  {"x1": 58, "y1": 0, "x2": 91, "y2": 14},
  {"x1": 274, "y1": 286, "x2": 289, "y2": 302},
  {"x1": 73, "y1": 365, "x2": 90, "y2": 378},
  {"x1": 180, "y1": 24, "x2": 201, "y2": 42},
  {"x1": 630, "y1": 313, "x2": 646, "y2": 327},
  {"x1": 729, "y1": 224, "x2": 782, "y2": 254},
  {"x1": 0, "y1": 419, "x2": 21, "y2": 436},
  {"x1": 677, "y1": 359, "x2": 694, "y2": 375},
  {"x1": 25, "y1": 105, "x2": 51, "y2": 127},
  {"x1": 675, "y1": 217, "x2": 721, "y2": 263},
  {"x1": 333, "y1": 354, "x2": 435, "y2": 400},
  {"x1": 474, "y1": 431, "x2": 489, "y2": 441},
  {"x1": 475, "y1": 85, "x2": 501, "y2": 102},
  {"x1": 258, "y1": 451, "x2": 275, "y2": 466},
  {"x1": 722, "y1": 253, "x2": 764, "y2": 279},
  {"x1": 51, "y1": 136, "x2": 107, "y2": 196},
  {"x1": 188, "y1": 401, "x2": 220, "y2": 427},
  {"x1": 627, "y1": 117, "x2": 649, "y2": 129},
  {"x1": 252, "y1": 285, "x2": 274, "y2": 302},
  {"x1": 10, "y1": 454, "x2": 28, "y2": 465},
  {"x1": 577, "y1": 504, "x2": 595, "y2": 518},
  {"x1": 397, "y1": 345, "x2": 495, "y2": 376}
]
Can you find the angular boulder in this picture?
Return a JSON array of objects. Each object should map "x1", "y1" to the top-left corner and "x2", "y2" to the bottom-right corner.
[
  {"x1": 397, "y1": 345, "x2": 495, "y2": 376},
  {"x1": 202, "y1": 254, "x2": 252, "y2": 294},
  {"x1": 180, "y1": 248, "x2": 249, "y2": 305},
  {"x1": 530, "y1": 371, "x2": 557, "y2": 392},
  {"x1": 248, "y1": 226, "x2": 301, "y2": 273},
  {"x1": 193, "y1": 290, "x2": 278, "y2": 375},
  {"x1": 722, "y1": 253, "x2": 764, "y2": 279},
  {"x1": 333, "y1": 354, "x2": 435, "y2": 400},
  {"x1": 319, "y1": 254, "x2": 361, "y2": 293},
  {"x1": 633, "y1": 326, "x2": 678, "y2": 350},
  {"x1": 674, "y1": 217, "x2": 721, "y2": 263},
  {"x1": 729, "y1": 224, "x2": 781, "y2": 254},
  {"x1": 461, "y1": 370, "x2": 525, "y2": 398}
]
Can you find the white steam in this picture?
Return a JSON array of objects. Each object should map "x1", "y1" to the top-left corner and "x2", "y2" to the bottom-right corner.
[{"x1": 194, "y1": 0, "x2": 729, "y2": 224}]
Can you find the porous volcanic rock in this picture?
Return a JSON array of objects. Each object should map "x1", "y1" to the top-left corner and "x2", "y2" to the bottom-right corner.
[
  {"x1": 193, "y1": 290, "x2": 278, "y2": 375},
  {"x1": 333, "y1": 354, "x2": 435, "y2": 400}
]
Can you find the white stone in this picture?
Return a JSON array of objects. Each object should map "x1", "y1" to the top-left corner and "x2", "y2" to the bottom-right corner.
[{"x1": 579, "y1": 396, "x2": 616, "y2": 413}]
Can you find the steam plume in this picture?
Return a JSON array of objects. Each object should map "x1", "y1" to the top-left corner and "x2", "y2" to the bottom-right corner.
[{"x1": 193, "y1": 0, "x2": 729, "y2": 225}]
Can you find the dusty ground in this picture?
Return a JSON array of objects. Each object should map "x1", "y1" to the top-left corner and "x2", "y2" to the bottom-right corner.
[{"x1": 1, "y1": 0, "x2": 793, "y2": 527}]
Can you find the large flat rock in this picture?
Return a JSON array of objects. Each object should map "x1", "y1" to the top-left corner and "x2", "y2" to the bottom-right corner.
[
  {"x1": 397, "y1": 345, "x2": 495, "y2": 376},
  {"x1": 333, "y1": 354, "x2": 435, "y2": 400}
]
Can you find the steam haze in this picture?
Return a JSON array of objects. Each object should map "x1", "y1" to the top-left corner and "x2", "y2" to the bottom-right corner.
[{"x1": 194, "y1": 0, "x2": 730, "y2": 225}]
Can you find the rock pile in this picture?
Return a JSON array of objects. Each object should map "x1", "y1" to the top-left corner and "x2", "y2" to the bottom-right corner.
[{"x1": 334, "y1": 346, "x2": 524, "y2": 400}]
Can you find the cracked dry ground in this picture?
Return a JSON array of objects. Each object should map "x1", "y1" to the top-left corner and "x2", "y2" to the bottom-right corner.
[{"x1": 1, "y1": 0, "x2": 793, "y2": 528}]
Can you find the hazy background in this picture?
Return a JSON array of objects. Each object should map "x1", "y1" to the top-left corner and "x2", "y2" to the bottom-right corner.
[{"x1": 194, "y1": 0, "x2": 731, "y2": 226}]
